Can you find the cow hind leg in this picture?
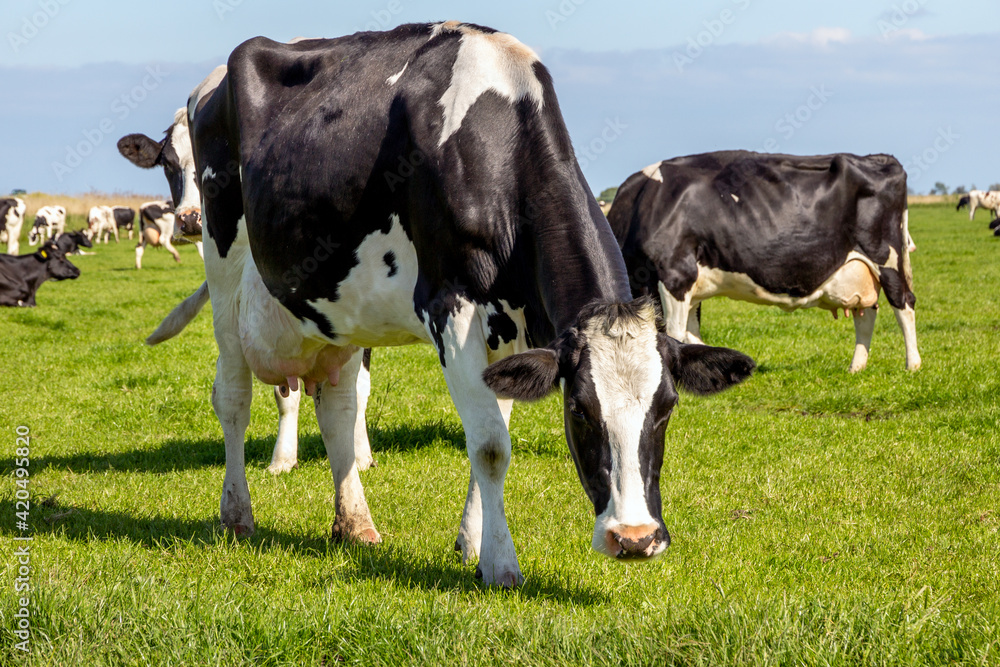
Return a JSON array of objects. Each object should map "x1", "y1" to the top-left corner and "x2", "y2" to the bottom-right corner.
[
  {"x1": 893, "y1": 306, "x2": 922, "y2": 371},
  {"x1": 315, "y1": 347, "x2": 381, "y2": 544},
  {"x1": 429, "y1": 298, "x2": 521, "y2": 587},
  {"x1": 267, "y1": 386, "x2": 301, "y2": 475},
  {"x1": 848, "y1": 306, "x2": 878, "y2": 373},
  {"x1": 135, "y1": 243, "x2": 144, "y2": 269},
  {"x1": 353, "y1": 355, "x2": 374, "y2": 471},
  {"x1": 213, "y1": 352, "x2": 256, "y2": 535}
]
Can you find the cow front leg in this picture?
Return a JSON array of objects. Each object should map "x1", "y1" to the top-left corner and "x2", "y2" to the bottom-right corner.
[
  {"x1": 848, "y1": 306, "x2": 878, "y2": 373},
  {"x1": 135, "y1": 242, "x2": 145, "y2": 269},
  {"x1": 658, "y1": 280, "x2": 702, "y2": 343},
  {"x1": 213, "y1": 352, "x2": 255, "y2": 535},
  {"x1": 892, "y1": 305, "x2": 921, "y2": 371},
  {"x1": 454, "y1": 397, "x2": 512, "y2": 564},
  {"x1": 428, "y1": 299, "x2": 522, "y2": 587},
  {"x1": 315, "y1": 347, "x2": 380, "y2": 544},
  {"x1": 164, "y1": 239, "x2": 181, "y2": 263},
  {"x1": 353, "y1": 352, "x2": 374, "y2": 471},
  {"x1": 267, "y1": 385, "x2": 301, "y2": 474}
]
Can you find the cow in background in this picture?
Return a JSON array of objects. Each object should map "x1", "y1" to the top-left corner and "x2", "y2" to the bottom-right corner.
[
  {"x1": 959, "y1": 190, "x2": 1000, "y2": 220},
  {"x1": 608, "y1": 151, "x2": 920, "y2": 373},
  {"x1": 113, "y1": 206, "x2": 137, "y2": 239},
  {"x1": 1, "y1": 197, "x2": 26, "y2": 255},
  {"x1": 0, "y1": 241, "x2": 80, "y2": 306},
  {"x1": 29, "y1": 205, "x2": 67, "y2": 246},
  {"x1": 54, "y1": 230, "x2": 94, "y2": 255}
]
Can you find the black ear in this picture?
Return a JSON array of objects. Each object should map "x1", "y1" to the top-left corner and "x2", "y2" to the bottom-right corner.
[
  {"x1": 659, "y1": 333, "x2": 755, "y2": 395},
  {"x1": 117, "y1": 133, "x2": 164, "y2": 168},
  {"x1": 483, "y1": 348, "x2": 560, "y2": 402}
]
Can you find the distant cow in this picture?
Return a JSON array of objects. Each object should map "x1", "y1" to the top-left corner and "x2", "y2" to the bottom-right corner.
[
  {"x1": 989, "y1": 218, "x2": 1000, "y2": 236},
  {"x1": 113, "y1": 206, "x2": 137, "y2": 239},
  {"x1": 0, "y1": 241, "x2": 80, "y2": 306},
  {"x1": 28, "y1": 205, "x2": 67, "y2": 246},
  {"x1": 1, "y1": 197, "x2": 26, "y2": 255},
  {"x1": 960, "y1": 190, "x2": 1000, "y2": 220},
  {"x1": 86, "y1": 206, "x2": 119, "y2": 244},
  {"x1": 608, "y1": 151, "x2": 921, "y2": 372},
  {"x1": 54, "y1": 230, "x2": 94, "y2": 255},
  {"x1": 135, "y1": 201, "x2": 182, "y2": 268}
]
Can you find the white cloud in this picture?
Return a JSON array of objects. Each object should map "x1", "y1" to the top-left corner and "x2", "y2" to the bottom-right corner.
[{"x1": 766, "y1": 27, "x2": 853, "y2": 48}]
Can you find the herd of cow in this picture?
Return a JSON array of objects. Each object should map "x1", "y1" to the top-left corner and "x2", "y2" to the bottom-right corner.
[{"x1": 0, "y1": 23, "x2": 994, "y2": 586}]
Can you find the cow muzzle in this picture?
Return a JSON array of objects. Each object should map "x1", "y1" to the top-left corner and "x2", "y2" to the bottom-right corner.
[
  {"x1": 598, "y1": 522, "x2": 670, "y2": 560},
  {"x1": 175, "y1": 208, "x2": 203, "y2": 237}
]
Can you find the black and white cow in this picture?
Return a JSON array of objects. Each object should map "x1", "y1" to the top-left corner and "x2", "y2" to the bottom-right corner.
[
  {"x1": 178, "y1": 24, "x2": 753, "y2": 587},
  {"x1": 961, "y1": 190, "x2": 1000, "y2": 220},
  {"x1": 113, "y1": 206, "x2": 137, "y2": 240},
  {"x1": 86, "y1": 205, "x2": 119, "y2": 244},
  {"x1": 608, "y1": 151, "x2": 921, "y2": 373},
  {"x1": 29, "y1": 205, "x2": 67, "y2": 245},
  {"x1": 0, "y1": 241, "x2": 80, "y2": 306},
  {"x1": 1, "y1": 197, "x2": 26, "y2": 255},
  {"x1": 53, "y1": 230, "x2": 94, "y2": 255}
]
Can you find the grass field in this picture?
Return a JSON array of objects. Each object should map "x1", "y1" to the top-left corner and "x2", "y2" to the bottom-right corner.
[{"x1": 1, "y1": 204, "x2": 998, "y2": 666}]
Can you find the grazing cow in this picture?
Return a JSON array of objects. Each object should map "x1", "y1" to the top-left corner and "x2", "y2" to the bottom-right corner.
[
  {"x1": 0, "y1": 241, "x2": 80, "y2": 306},
  {"x1": 113, "y1": 206, "x2": 137, "y2": 239},
  {"x1": 54, "y1": 230, "x2": 94, "y2": 255},
  {"x1": 608, "y1": 151, "x2": 921, "y2": 373},
  {"x1": 86, "y1": 205, "x2": 120, "y2": 244},
  {"x1": 181, "y1": 24, "x2": 754, "y2": 586},
  {"x1": 1, "y1": 197, "x2": 26, "y2": 255},
  {"x1": 134, "y1": 201, "x2": 184, "y2": 268},
  {"x1": 960, "y1": 190, "x2": 1000, "y2": 220},
  {"x1": 28, "y1": 205, "x2": 67, "y2": 245}
]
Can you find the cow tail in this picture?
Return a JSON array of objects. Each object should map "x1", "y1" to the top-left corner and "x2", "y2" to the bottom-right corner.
[{"x1": 146, "y1": 281, "x2": 210, "y2": 345}]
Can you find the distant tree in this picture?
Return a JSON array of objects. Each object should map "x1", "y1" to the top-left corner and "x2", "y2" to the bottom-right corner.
[
  {"x1": 953, "y1": 185, "x2": 967, "y2": 195},
  {"x1": 990, "y1": 183, "x2": 1000, "y2": 192},
  {"x1": 597, "y1": 186, "x2": 618, "y2": 203},
  {"x1": 906, "y1": 186, "x2": 916, "y2": 195},
  {"x1": 930, "y1": 182, "x2": 949, "y2": 196}
]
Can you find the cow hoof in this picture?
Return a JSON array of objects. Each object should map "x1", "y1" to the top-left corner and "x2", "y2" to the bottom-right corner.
[
  {"x1": 225, "y1": 522, "x2": 255, "y2": 537},
  {"x1": 331, "y1": 520, "x2": 382, "y2": 545},
  {"x1": 267, "y1": 459, "x2": 298, "y2": 475},
  {"x1": 355, "y1": 454, "x2": 376, "y2": 471}
]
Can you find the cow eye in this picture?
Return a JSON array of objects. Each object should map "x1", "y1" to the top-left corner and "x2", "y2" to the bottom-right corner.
[{"x1": 570, "y1": 408, "x2": 586, "y2": 421}]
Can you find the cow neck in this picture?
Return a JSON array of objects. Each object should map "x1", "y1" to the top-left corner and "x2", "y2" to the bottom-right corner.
[{"x1": 528, "y1": 197, "x2": 633, "y2": 334}]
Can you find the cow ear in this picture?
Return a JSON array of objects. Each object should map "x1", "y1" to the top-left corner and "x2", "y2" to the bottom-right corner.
[
  {"x1": 483, "y1": 348, "x2": 560, "y2": 402},
  {"x1": 117, "y1": 134, "x2": 163, "y2": 168},
  {"x1": 658, "y1": 333, "x2": 756, "y2": 395}
]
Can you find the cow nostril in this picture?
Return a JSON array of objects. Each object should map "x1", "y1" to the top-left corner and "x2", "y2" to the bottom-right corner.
[{"x1": 608, "y1": 525, "x2": 660, "y2": 559}]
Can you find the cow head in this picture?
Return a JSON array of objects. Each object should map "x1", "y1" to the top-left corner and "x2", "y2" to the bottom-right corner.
[
  {"x1": 483, "y1": 297, "x2": 754, "y2": 560},
  {"x1": 117, "y1": 108, "x2": 203, "y2": 239},
  {"x1": 36, "y1": 243, "x2": 80, "y2": 281}
]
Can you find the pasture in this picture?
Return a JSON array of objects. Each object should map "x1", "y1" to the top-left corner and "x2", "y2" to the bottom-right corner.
[{"x1": 1, "y1": 203, "x2": 998, "y2": 665}]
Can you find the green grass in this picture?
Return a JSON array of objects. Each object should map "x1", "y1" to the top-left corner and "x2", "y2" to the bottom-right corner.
[{"x1": 1, "y1": 205, "x2": 999, "y2": 666}]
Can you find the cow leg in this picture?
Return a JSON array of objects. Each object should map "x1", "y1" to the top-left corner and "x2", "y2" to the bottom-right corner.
[
  {"x1": 213, "y1": 351, "x2": 255, "y2": 535},
  {"x1": 893, "y1": 306, "x2": 921, "y2": 371},
  {"x1": 112, "y1": 224, "x2": 119, "y2": 244},
  {"x1": 164, "y1": 239, "x2": 181, "y2": 263},
  {"x1": 135, "y1": 242, "x2": 145, "y2": 269},
  {"x1": 455, "y1": 396, "x2": 512, "y2": 564},
  {"x1": 315, "y1": 347, "x2": 380, "y2": 544},
  {"x1": 429, "y1": 299, "x2": 521, "y2": 587},
  {"x1": 267, "y1": 386, "x2": 301, "y2": 474},
  {"x1": 353, "y1": 354, "x2": 374, "y2": 471},
  {"x1": 848, "y1": 306, "x2": 878, "y2": 373},
  {"x1": 687, "y1": 302, "x2": 703, "y2": 342}
]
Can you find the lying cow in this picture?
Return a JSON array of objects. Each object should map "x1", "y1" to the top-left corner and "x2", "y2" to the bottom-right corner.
[
  {"x1": 989, "y1": 218, "x2": 1000, "y2": 236},
  {"x1": 180, "y1": 24, "x2": 753, "y2": 587},
  {"x1": 54, "y1": 230, "x2": 94, "y2": 255},
  {"x1": 1, "y1": 197, "x2": 26, "y2": 255},
  {"x1": 0, "y1": 241, "x2": 80, "y2": 306},
  {"x1": 960, "y1": 190, "x2": 1000, "y2": 220},
  {"x1": 29, "y1": 205, "x2": 67, "y2": 245},
  {"x1": 608, "y1": 151, "x2": 921, "y2": 373}
]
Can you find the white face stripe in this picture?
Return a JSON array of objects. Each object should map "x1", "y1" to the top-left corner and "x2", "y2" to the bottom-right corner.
[
  {"x1": 437, "y1": 28, "x2": 544, "y2": 146},
  {"x1": 584, "y1": 304, "x2": 662, "y2": 551},
  {"x1": 168, "y1": 108, "x2": 202, "y2": 215}
]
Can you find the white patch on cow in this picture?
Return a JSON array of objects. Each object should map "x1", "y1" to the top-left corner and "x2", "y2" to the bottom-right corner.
[
  {"x1": 641, "y1": 162, "x2": 663, "y2": 182},
  {"x1": 436, "y1": 27, "x2": 544, "y2": 146},
  {"x1": 901, "y1": 209, "x2": 914, "y2": 286},
  {"x1": 201, "y1": 166, "x2": 218, "y2": 184},
  {"x1": 188, "y1": 64, "x2": 227, "y2": 122},
  {"x1": 730, "y1": 193, "x2": 740, "y2": 203},
  {"x1": 583, "y1": 305, "x2": 664, "y2": 559},
  {"x1": 386, "y1": 62, "x2": 408, "y2": 85},
  {"x1": 882, "y1": 246, "x2": 899, "y2": 269},
  {"x1": 3, "y1": 198, "x2": 26, "y2": 255},
  {"x1": 658, "y1": 280, "x2": 701, "y2": 344},
  {"x1": 168, "y1": 107, "x2": 203, "y2": 218},
  {"x1": 306, "y1": 213, "x2": 426, "y2": 347}
]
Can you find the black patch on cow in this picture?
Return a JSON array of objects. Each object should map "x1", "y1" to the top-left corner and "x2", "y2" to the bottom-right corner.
[
  {"x1": 0, "y1": 199, "x2": 15, "y2": 233},
  {"x1": 486, "y1": 310, "x2": 518, "y2": 350},
  {"x1": 383, "y1": 251, "x2": 398, "y2": 277},
  {"x1": 362, "y1": 347, "x2": 372, "y2": 371},
  {"x1": 32, "y1": 216, "x2": 46, "y2": 229},
  {"x1": 113, "y1": 207, "x2": 136, "y2": 228}
]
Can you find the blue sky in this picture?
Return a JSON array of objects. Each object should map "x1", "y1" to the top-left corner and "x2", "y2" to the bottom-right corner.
[{"x1": 2, "y1": 0, "x2": 999, "y2": 196}]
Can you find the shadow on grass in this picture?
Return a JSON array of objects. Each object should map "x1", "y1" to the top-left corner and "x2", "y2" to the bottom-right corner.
[
  {"x1": 0, "y1": 497, "x2": 605, "y2": 604},
  {"x1": 0, "y1": 422, "x2": 466, "y2": 475}
]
